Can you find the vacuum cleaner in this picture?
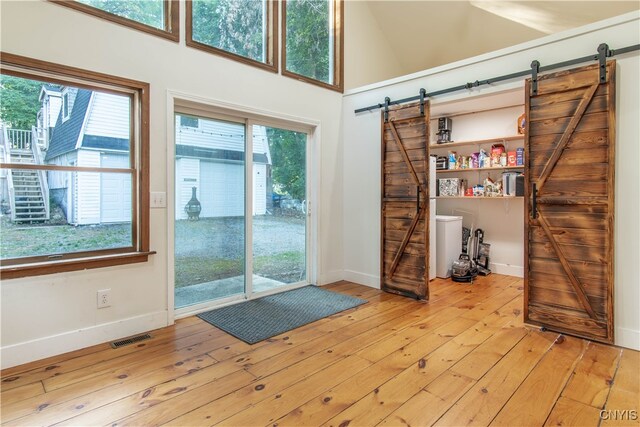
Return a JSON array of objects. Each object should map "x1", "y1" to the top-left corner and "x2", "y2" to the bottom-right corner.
[
  {"x1": 473, "y1": 229, "x2": 492, "y2": 276},
  {"x1": 451, "y1": 228, "x2": 492, "y2": 283},
  {"x1": 451, "y1": 253, "x2": 478, "y2": 283}
]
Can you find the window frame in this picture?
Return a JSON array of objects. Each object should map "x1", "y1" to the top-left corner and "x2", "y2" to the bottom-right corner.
[
  {"x1": 281, "y1": 0, "x2": 344, "y2": 92},
  {"x1": 49, "y1": 0, "x2": 180, "y2": 42},
  {"x1": 0, "y1": 53, "x2": 154, "y2": 280},
  {"x1": 185, "y1": 0, "x2": 279, "y2": 73}
]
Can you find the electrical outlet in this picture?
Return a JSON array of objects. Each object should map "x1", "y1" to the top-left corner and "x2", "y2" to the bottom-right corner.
[
  {"x1": 97, "y1": 289, "x2": 111, "y2": 309},
  {"x1": 150, "y1": 192, "x2": 166, "y2": 208}
]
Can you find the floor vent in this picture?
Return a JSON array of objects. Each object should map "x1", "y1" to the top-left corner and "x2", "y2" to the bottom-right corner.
[{"x1": 110, "y1": 333, "x2": 152, "y2": 349}]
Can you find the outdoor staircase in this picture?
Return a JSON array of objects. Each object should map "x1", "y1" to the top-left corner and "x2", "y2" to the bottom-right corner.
[
  {"x1": 1, "y1": 126, "x2": 50, "y2": 223},
  {"x1": 10, "y1": 150, "x2": 48, "y2": 222}
]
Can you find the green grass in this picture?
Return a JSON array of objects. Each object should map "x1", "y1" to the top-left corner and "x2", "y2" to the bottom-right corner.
[
  {"x1": 1, "y1": 215, "x2": 305, "y2": 288},
  {"x1": 175, "y1": 251, "x2": 305, "y2": 288},
  {"x1": 0, "y1": 219, "x2": 131, "y2": 259}
]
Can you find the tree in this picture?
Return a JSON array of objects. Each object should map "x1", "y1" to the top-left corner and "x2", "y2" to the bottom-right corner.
[
  {"x1": 267, "y1": 128, "x2": 306, "y2": 201},
  {"x1": 285, "y1": 0, "x2": 330, "y2": 83},
  {"x1": 192, "y1": 0, "x2": 265, "y2": 62},
  {"x1": 78, "y1": 0, "x2": 164, "y2": 29},
  {"x1": 0, "y1": 75, "x2": 43, "y2": 129}
]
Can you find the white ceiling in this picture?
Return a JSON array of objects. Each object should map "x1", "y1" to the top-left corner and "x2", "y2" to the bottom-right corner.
[{"x1": 365, "y1": 1, "x2": 640, "y2": 76}]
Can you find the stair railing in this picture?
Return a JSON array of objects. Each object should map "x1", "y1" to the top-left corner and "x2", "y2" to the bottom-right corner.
[
  {"x1": 6, "y1": 129, "x2": 32, "y2": 150},
  {"x1": 2, "y1": 126, "x2": 16, "y2": 221},
  {"x1": 31, "y1": 126, "x2": 49, "y2": 220}
]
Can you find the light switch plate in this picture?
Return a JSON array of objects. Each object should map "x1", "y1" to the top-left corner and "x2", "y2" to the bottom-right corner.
[{"x1": 151, "y1": 192, "x2": 166, "y2": 208}]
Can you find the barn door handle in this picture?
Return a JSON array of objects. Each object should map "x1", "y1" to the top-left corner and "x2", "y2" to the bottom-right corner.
[
  {"x1": 416, "y1": 186, "x2": 420, "y2": 213},
  {"x1": 531, "y1": 183, "x2": 537, "y2": 219}
]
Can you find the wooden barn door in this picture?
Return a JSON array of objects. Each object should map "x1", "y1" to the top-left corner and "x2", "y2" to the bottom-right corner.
[
  {"x1": 381, "y1": 102, "x2": 430, "y2": 300},
  {"x1": 525, "y1": 61, "x2": 615, "y2": 344}
]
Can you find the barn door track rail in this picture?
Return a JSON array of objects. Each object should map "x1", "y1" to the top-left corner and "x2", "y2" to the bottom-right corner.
[{"x1": 355, "y1": 42, "x2": 639, "y2": 114}]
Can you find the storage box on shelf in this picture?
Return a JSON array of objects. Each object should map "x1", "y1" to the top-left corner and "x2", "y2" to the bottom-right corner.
[{"x1": 431, "y1": 135, "x2": 525, "y2": 199}]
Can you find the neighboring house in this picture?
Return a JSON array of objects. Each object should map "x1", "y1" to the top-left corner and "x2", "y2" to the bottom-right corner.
[
  {"x1": 36, "y1": 84, "x2": 62, "y2": 150},
  {"x1": 174, "y1": 115, "x2": 271, "y2": 220},
  {"x1": 45, "y1": 87, "x2": 132, "y2": 225},
  {"x1": 40, "y1": 87, "x2": 272, "y2": 225}
]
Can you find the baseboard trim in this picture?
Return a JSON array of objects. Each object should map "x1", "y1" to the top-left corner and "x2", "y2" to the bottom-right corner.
[
  {"x1": 489, "y1": 262, "x2": 524, "y2": 278},
  {"x1": 318, "y1": 270, "x2": 344, "y2": 286},
  {"x1": 343, "y1": 270, "x2": 380, "y2": 289},
  {"x1": 1, "y1": 310, "x2": 168, "y2": 369},
  {"x1": 616, "y1": 326, "x2": 640, "y2": 351}
]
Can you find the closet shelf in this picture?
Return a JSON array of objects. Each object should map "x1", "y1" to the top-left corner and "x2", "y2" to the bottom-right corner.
[
  {"x1": 437, "y1": 166, "x2": 524, "y2": 174},
  {"x1": 437, "y1": 196, "x2": 524, "y2": 200},
  {"x1": 429, "y1": 135, "x2": 524, "y2": 149}
]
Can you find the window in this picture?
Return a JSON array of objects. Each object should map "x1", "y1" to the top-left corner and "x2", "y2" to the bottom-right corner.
[
  {"x1": 180, "y1": 115, "x2": 199, "y2": 128},
  {"x1": 282, "y1": 0, "x2": 343, "y2": 92},
  {"x1": 0, "y1": 53, "x2": 153, "y2": 279},
  {"x1": 187, "y1": 0, "x2": 278, "y2": 72},
  {"x1": 49, "y1": 0, "x2": 179, "y2": 42},
  {"x1": 62, "y1": 91, "x2": 70, "y2": 121}
]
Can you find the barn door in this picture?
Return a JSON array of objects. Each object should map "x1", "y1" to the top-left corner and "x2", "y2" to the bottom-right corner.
[
  {"x1": 525, "y1": 61, "x2": 615, "y2": 343},
  {"x1": 381, "y1": 102, "x2": 430, "y2": 300}
]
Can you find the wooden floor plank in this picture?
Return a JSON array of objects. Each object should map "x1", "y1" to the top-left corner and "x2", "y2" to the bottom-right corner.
[
  {"x1": 4, "y1": 354, "x2": 216, "y2": 426},
  {"x1": 0, "y1": 278, "x2": 636, "y2": 427},
  {"x1": 376, "y1": 311, "x2": 527, "y2": 427},
  {"x1": 432, "y1": 330, "x2": 558, "y2": 426},
  {"x1": 601, "y1": 349, "x2": 640, "y2": 427},
  {"x1": 561, "y1": 341, "x2": 622, "y2": 408},
  {"x1": 490, "y1": 335, "x2": 587, "y2": 426},
  {"x1": 376, "y1": 371, "x2": 476, "y2": 427},
  {"x1": 544, "y1": 396, "x2": 602, "y2": 427},
  {"x1": 57, "y1": 369, "x2": 256, "y2": 427},
  {"x1": 0, "y1": 381, "x2": 45, "y2": 406},
  {"x1": 318, "y1": 288, "x2": 525, "y2": 427},
  {"x1": 0, "y1": 320, "x2": 212, "y2": 393}
]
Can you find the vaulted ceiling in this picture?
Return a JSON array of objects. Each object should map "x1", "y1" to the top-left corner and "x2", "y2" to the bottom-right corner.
[{"x1": 364, "y1": 1, "x2": 639, "y2": 78}]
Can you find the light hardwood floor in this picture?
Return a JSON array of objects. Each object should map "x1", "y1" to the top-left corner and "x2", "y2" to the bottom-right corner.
[{"x1": 1, "y1": 275, "x2": 638, "y2": 426}]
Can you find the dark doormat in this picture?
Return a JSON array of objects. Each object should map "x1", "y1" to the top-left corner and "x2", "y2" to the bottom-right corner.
[{"x1": 197, "y1": 285, "x2": 367, "y2": 344}]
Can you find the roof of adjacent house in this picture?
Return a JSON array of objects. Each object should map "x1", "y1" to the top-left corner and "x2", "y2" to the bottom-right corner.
[
  {"x1": 39, "y1": 84, "x2": 62, "y2": 102},
  {"x1": 45, "y1": 89, "x2": 91, "y2": 160}
]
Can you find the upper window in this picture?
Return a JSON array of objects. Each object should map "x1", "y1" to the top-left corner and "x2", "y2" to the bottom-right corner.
[
  {"x1": 187, "y1": 0, "x2": 278, "y2": 72},
  {"x1": 62, "y1": 91, "x2": 70, "y2": 121},
  {"x1": 50, "y1": 0, "x2": 179, "y2": 42},
  {"x1": 0, "y1": 53, "x2": 153, "y2": 279},
  {"x1": 282, "y1": 0, "x2": 343, "y2": 92}
]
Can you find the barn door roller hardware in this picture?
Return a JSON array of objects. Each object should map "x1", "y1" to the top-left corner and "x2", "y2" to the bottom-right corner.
[
  {"x1": 598, "y1": 43, "x2": 612, "y2": 83},
  {"x1": 530, "y1": 60, "x2": 540, "y2": 95},
  {"x1": 355, "y1": 42, "x2": 639, "y2": 114},
  {"x1": 383, "y1": 97, "x2": 390, "y2": 122},
  {"x1": 419, "y1": 88, "x2": 426, "y2": 116}
]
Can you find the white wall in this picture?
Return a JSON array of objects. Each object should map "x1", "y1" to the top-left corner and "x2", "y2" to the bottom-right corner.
[
  {"x1": 343, "y1": 12, "x2": 640, "y2": 350},
  {"x1": 343, "y1": 0, "x2": 407, "y2": 90},
  {"x1": 0, "y1": 0, "x2": 344, "y2": 368}
]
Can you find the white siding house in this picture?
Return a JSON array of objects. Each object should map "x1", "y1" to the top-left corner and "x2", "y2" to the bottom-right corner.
[
  {"x1": 41, "y1": 88, "x2": 271, "y2": 225},
  {"x1": 174, "y1": 115, "x2": 271, "y2": 220},
  {"x1": 37, "y1": 85, "x2": 62, "y2": 150},
  {"x1": 45, "y1": 88, "x2": 132, "y2": 225}
]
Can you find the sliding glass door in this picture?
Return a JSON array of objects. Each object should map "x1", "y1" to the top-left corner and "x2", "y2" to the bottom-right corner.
[
  {"x1": 174, "y1": 113, "x2": 309, "y2": 310},
  {"x1": 174, "y1": 114, "x2": 246, "y2": 308},
  {"x1": 251, "y1": 125, "x2": 307, "y2": 293}
]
